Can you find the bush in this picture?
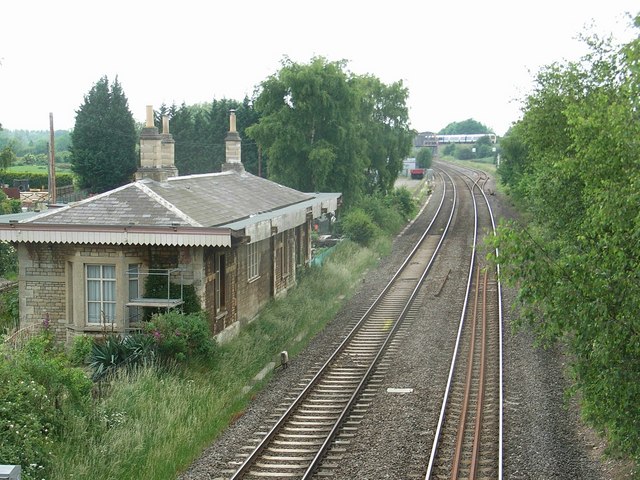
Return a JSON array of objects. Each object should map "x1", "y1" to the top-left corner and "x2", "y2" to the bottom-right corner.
[
  {"x1": 456, "y1": 147, "x2": 475, "y2": 160},
  {"x1": 0, "y1": 241, "x2": 17, "y2": 277},
  {"x1": 339, "y1": 208, "x2": 379, "y2": 246},
  {"x1": 0, "y1": 366, "x2": 56, "y2": 480},
  {"x1": 0, "y1": 288, "x2": 19, "y2": 335},
  {"x1": 144, "y1": 311, "x2": 215, "y2": 362},
  {"x1": 0, "y1": 331, "x2": 92, "y2": 480},
  {"x1": 0, "y1": 171, "x2": 74, "y2": 189},
  {"x1": 358, "y1": 195, "x2": 404, "y2": 235},
  {"x1": 388, "y1": 187, "x2": 417, "y2": 221},
  {"x1": 442, "y1": 144, "x2": 456, "y2": 156},
  {"x1": 143, "y1": 276, "x2": 201, "y2": 319},
  {"x1": 67, "y1": 334, "x2": 94, "y2": 367}
]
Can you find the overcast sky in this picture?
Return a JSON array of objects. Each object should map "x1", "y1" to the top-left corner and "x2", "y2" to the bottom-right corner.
[{"x1": 0, "y1": 1, "x2": 637, "y2": 136}]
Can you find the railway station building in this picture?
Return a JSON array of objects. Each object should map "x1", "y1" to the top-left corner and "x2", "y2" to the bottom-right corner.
[{"x1": 0, "y1": 108, "x2": 341, "y2": 343}]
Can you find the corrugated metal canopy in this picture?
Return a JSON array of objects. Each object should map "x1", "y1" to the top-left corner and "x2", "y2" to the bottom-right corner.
[{"x1": 0, "y1": 223, "x2": 232, "y2": 247}]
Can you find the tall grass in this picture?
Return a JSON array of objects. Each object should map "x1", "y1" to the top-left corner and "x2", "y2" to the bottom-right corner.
[{"x1": 51, "y1": 238, "x2": 387, "y2": 479}]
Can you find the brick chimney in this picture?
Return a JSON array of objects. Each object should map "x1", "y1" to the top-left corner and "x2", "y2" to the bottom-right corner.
[
  {"x1": 136, "y1": 105, "x2": 178, "y2": 182},
  {"x1": 221, "y1": 109, "x2": 244, "y2": 173}
]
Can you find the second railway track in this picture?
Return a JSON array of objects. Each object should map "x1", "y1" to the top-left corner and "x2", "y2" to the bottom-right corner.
[{"x1": 229, "y1": 171, "x2": 457, "y2": 479}]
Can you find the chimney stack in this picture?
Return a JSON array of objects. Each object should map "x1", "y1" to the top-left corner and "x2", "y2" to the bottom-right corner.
[
  {"x1": 136, "y1": 106, "x2": 178, "y2": 182},
  {"x1": 222, "y1": 109, "x2": 244, "y2": 172}
]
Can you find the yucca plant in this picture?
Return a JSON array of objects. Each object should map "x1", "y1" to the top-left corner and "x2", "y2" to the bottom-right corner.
[{"x1": 90, "y1": 334, "x2": 156, "y2": 381}]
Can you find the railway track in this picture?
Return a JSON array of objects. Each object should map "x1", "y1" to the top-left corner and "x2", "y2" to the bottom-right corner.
[
  {"x1": 229, "y1": 172, "x2": 458, "y2": 479},
  {"x1": 198, "y1": 162, "x2": 505, "y2": 480},
  {"x1": 425, "y1": 163, "x2": 504, "y2": 480}
]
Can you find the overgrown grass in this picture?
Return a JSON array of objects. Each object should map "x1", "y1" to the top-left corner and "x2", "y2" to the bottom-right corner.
[{"x1": 51, "y1": 238, "x2": 388, "y2": 479}]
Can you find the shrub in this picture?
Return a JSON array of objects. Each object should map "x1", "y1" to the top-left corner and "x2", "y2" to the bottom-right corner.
[
  {"x1": 0, "y1": 171, "x2": 74, "y2": 189},
  {"x1": 144, "y1": 311, "x2": 215, "y2": 362},
  {"x1": 90, "y1": 333, "x2": 156, "y2": 381},
  {"x1": 143, "y1": 275, "x2": 201, "y2": 319},
  {"x1": 442, "y1": 144, "x2": 456, "y2": 156},
  {"x1": 389, "y1": 187, "x2": 417, "y2": 221},
  {"x1": 456, "y1": 146, "x2": 475, "y2": 160},
  {"x1": 0, "y1": 287, "x2": 19, "y2": 335},
  {"x1": 339, "y1": 208, "x2": 379, "y2": 246},
  {"x1": 358, "y1": 195, "x2": 404, "y2": 235},
  {"x1": 19, "y1": 332, "x2": 93, "y2": 412},
  {"x1": 0, "y1": 332, "x2": 92, "y2": 480},
  {"x1": 0, "y1": 241, "x2": 17, "y2": 278},
  {"x1": 0, "y1": 365, "x2": 56, "y2": 480},
  {"x1": 67, "y1": 334, "x2": 94, "y2": 367}
]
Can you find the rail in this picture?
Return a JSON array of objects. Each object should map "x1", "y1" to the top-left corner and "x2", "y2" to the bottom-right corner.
[{"x1": 230, "y1": 170, "x2": 457, "y2": 479}]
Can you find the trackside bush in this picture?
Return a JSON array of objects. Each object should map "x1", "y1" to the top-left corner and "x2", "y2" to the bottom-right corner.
[
  {"x1": 388, "y1": 187, "x2": 416, "y2": 221},
  {"x1": 144, "y1": 311, "x2": 216, "y2": 362},
  {"x1": 339, "y1": 208, "x2": 379, "y2": 246},
  {"x1": 358, "y1": 195, "x2": 405, "y2": 235}
]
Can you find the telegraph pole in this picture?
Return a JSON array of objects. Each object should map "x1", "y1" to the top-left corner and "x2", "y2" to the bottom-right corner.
[{"x1": 48, "y1": 113, "x2": 56, "y2": 204}]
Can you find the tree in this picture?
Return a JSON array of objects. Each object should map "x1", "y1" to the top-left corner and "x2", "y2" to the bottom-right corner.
[
  {"x1": 355, "y1": 75, "x2": 413, "y2": 194},
  {"x1": 70, "y1": 76, "x2": 137, "y2": 193},
  {"x1": 490, "y1": 16, "x2": 640, "y2": 462},
  {"x1": 161, "y1": 98, "x2": 260, "y2": 176},
  {"x1": 247, "y1": 56, "x2": 412, "y2": 206},
  {"x1": 0, "y1": 146, "x2": 16, "y2": 171},
  {"x1": 415, "y1": 147, "x2": 432, "y2": 169},
  {"x1": 439, "y1": 118, "x2": 492, "y2": 134},
  {"x1": 496, "y1": 122, "x2": 528, "y2": 199},
  {"x1": 247, "y1": 57, "x2": 363, "y2": 202}
]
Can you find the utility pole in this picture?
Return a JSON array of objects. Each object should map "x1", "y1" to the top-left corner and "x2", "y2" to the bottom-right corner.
[{"x1": 48, "y1": 112, "x2": 56, "y2": 204}]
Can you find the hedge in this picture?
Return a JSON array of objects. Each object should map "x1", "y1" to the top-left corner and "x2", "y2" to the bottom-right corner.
[{"x1": 0, "y1": 172, "x2": 74, "y2": 189}]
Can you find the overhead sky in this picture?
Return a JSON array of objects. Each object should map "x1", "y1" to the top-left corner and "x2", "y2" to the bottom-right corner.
[{"x1": 0, "y1": 1, "x2": 637, "y2": 136}]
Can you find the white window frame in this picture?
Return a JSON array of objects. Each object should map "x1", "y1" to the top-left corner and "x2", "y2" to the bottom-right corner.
[
  {"x1": 128, "y1": 264, "x2": 142, "y2": 323},
  {"x1": 282, "y1": 232, "x2": 291, "y2": 277},
  {"x1": 86, "y1": 264, "x2": 116, "y2": 325},
  {"x1": 247, "y1": 242, "x2": 260, "y2": 281}
]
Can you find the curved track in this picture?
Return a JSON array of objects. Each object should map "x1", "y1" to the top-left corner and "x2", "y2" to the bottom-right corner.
[{"x1": 425, "y1": 162, "x2": 504, "y2": 480}]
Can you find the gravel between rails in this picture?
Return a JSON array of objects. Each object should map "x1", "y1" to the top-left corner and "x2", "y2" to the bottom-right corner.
[{"x1": 179, "y1": 174, "x2": 631, "y2": 480}]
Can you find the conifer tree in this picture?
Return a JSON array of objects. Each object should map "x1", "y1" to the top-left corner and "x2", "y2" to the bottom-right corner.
[{"x1": 70, "y1": 76, "x2": 137, "y2": 193}]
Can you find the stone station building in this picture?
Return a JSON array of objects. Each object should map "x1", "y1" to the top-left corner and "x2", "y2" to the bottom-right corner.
[{"x1": 0, "y1": 108, "x2": 341, "y2": 343}]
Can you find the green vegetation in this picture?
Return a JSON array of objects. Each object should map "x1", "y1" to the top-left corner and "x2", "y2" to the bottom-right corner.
[
  {"x1": 247, "y1": 56, "x2": 413, "y2": 207},
  {"x1": 160, "y1": 98, "x2": 261, "y2": 176},
  {"x1": 415, "y1": 147, "x2": 433, "y2": 169},
  {"x1": 0, "y1": 195, "x2": 408, "y2": 479},
  {"x1": 0, "y1": 287, "x2": 19, "y2": 334},
  {"x1": 337, "y1": 187, "x2": 417, "y2": 246},
  {"x1": 491, "y1": 15, "x2": 640, "y2": 467},
  {"x1": 0, "y1": 330, "x2": 93, "y2": 480},
  {"x1": 5, "y1": 164, "x2": 73, "y2": 175},
  {"x1": 0, "y1": 171, "x2": 74, "y2": 189},
  {"x1": 0, "y1": 129, "x2": 71, "y2": 158},
  {"x1": 438, "y1": 118, "x2": 493, "y2": 135},
  {"x1": 0, "y1": 190, "x2": 20, "y2": 215},
  {"x1": 71, "y1": 76, "x2": 137, "y2": 193}
]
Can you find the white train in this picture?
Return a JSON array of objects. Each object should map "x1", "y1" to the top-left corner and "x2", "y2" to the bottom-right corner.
[{"x1": 436, "y1": 133, "x2": 497, "y2": 144}]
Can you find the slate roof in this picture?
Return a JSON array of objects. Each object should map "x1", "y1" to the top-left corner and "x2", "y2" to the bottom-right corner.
[{"x1": 26, "y1": 170, "x2": 316, "y2": 228}]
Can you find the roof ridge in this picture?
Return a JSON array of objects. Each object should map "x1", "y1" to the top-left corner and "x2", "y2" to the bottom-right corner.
[
  {"x1": 135, "y1": 182, "x2": 202, "y2": 227},
  {"x1": 168, "y1": 171, "x2": 232, "y2": 182}
]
